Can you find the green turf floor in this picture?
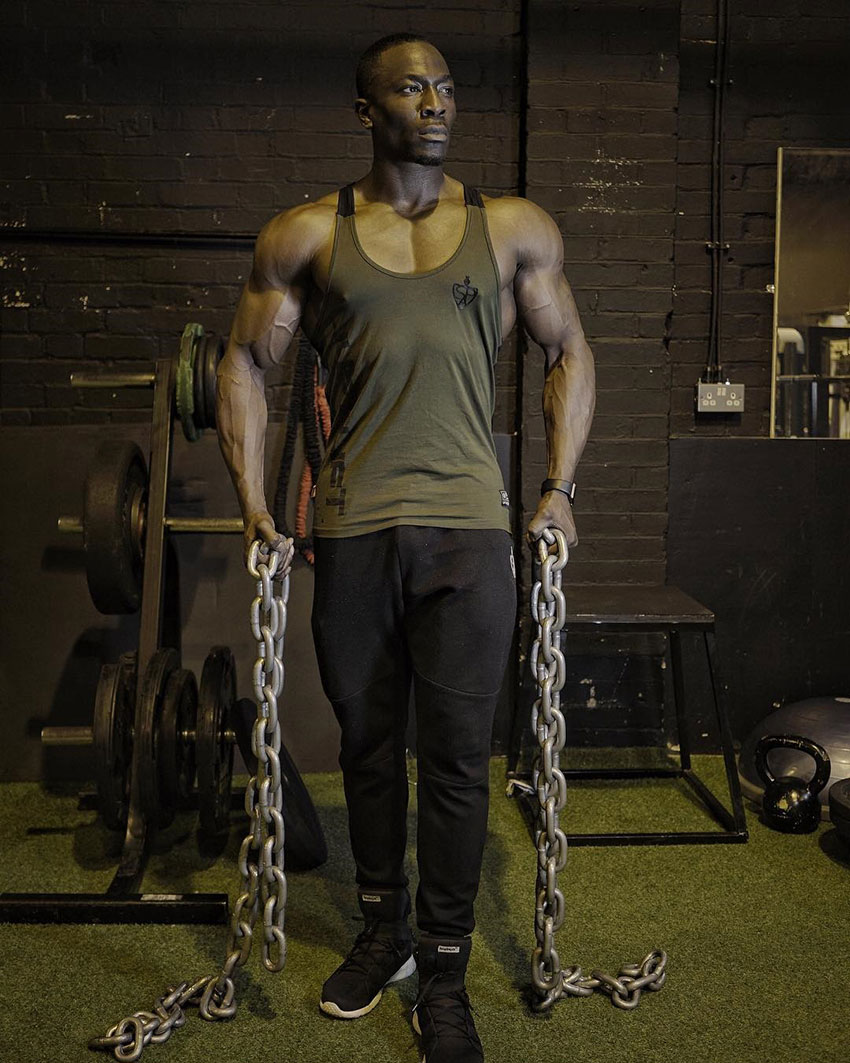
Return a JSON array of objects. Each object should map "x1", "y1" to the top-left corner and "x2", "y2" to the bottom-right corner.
[{"x1": 1, "y1": 756, "x2": 848, "y2": 1063}]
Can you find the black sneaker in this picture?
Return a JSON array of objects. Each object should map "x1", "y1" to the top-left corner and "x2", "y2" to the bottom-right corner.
[
  {"x1": 412, "y1": 935, "x2": 483, "y2": 1062},
  {"x1": 320, "y1": 923, "x2": 416, "y2": 1018},
  {"x1": 320, "y1": 888, "x2": 415, "y2": 1019},
  {"x1": 412, "y1": 977, "x2": 483, "y2": 1062}
]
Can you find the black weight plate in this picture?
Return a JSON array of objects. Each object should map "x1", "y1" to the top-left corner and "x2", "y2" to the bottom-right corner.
[
  {"x1": 83, "y1": 441, "x2": 147, "y2": 614},
  {"x1": 158, "y1": 667, "x2": 198, "y2": 816},
  {"x1": 176, "y1": 322, "x2": 204, "y2": 442},
  {"x1": 203, "y1": 332, "x2": 223, "y2": 430},
  {"x1": 829, "y1": 778, "x2": 850, "y2": 841},
  {"x1": 278, "y1": 732, "x2": 328, "y2": 870},
  {"x1": 233, "y1": 697, "x2": 327, "y2": 871},
  {"x1": 93, "y1": 655, "x2": 135, "y2": 831},
  {"x1": 136, "y1": 647, "x2": 181, "y2": 828},
  {"x1": 197, "y1": 645, "x2": 236, "y2": 836}
]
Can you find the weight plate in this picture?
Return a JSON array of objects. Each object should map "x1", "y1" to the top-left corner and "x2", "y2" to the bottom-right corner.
[
  {"x1": 176, "y1": 322, "x2": 205, "y2": 442},
  {"x1": 203, "y1": 332, "x2": 223, "y2": 431},
  {"x1": 93, "y1": 654, "x2": 135, "y2": 831},
  {"x1": 193, "y1": 331, "x2": 208, "y2": 429},
  {"x1": 232, "y1": 697, "x2": 327, "y2": 870},
  {"x1": 829, "y1": 778, "x2": 850, "y2": 842},
  {"x1": 197, "y1": 645, "x2": 236, "y2": 836},
  {"x1": 83, "y1": 441, "x2": 148, "y2": 614},
  {"x1": 277, "y1": 729, "x2": 328, "y2": 870},
  {"x1": 136, "y1": 647, "x2": 181, "y2": 828},
  {"x1": 158, "y1": 667, "x2": 198, "y2": 816}
]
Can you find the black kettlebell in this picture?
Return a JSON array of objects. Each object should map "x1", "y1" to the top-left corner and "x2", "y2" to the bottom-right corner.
[{"x1": 755, "y1": 734, "x2": 831, "y2": 834}]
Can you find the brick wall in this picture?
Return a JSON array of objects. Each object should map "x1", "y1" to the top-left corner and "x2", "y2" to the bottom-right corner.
[
  {"x1": 670, "y1": 0, "x2": 850, "y2": 437},
  {"x1": 523, "y1": 0, "x2": 681, "y2": 587},
  {"x1": 3, "y1": 1, "x2": 850, "y2": 586},
  {"x1": 0, "y1": 0, "x2": 521, "y2": 424}
]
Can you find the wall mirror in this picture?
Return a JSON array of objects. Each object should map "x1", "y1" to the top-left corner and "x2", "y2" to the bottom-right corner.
[{"x1": 771, "y1": 148, "x2": 850, "y2": 438}]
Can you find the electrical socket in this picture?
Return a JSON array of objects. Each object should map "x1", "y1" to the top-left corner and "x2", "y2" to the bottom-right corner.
[{"x1": 695, "y1": 382, "x2": 745, "y2": 412}]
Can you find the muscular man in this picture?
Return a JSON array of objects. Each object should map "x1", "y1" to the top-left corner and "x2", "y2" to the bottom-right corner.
[{"x1": 217, "y1": 33, "x2": 594, "y2": 1063}]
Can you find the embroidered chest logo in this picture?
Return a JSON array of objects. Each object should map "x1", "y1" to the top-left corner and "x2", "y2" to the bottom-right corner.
[{"x1": 452, "y1": 275, "x2": 478, "y2": 309}]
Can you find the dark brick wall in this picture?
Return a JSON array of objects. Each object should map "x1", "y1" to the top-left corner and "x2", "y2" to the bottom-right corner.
[
  {"x1": 671, "y1": 0, "x2": 850, "y2": 437},
  {"x1": 524, "y1": 0, "x2": 681, "y2": 587},
  {"x1": 0, "y1": 0, "x2": 521, "y2": 425},
  {"x1": 3, "y1": 0, "x2": 850, "y2": 586}
]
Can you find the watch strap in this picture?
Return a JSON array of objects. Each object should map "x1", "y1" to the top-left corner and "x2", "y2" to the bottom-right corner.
[{"x1": 541, "y1": 478, "x2": 576, "y2": 504}]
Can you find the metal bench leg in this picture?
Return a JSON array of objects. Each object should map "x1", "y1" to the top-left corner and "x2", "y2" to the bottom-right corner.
[
  {"x1": 704, "y1": 629, "x2": 748, "y2": 838},
  {"x1": 669, "y1": 630, "x2": 692, "y2": 771}
]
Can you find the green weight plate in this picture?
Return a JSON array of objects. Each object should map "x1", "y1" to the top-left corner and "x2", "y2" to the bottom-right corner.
[
  {"x1": 203, "y1": 332, "x2": 223, "y2": 431},
  {"x1": 193, "y1": 332, "x2": 208, "y2": 429},
  {"x1": 197, "y1": 645, "x2": 236, "y2": 837},
  {"x1": 136, "y1": 647, "x2": 181, "y2": 829},
  {"x1": 176, "y1": 322, "x2": 205, "y2": 442},
  {"x1": 83, "y1": 441, "x2": 147, "y2": 615},
  {"x1": 93, "y1": 654, "x2": 135, "y2": 831},
  {"x1": 158, "y1": 667, "x2": 198, "y2": 815}
]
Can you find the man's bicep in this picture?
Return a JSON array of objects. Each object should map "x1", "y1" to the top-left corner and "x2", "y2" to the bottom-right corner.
[
  {"x1": 229, "y1": 216, "x2": 310, "y2": 370},
  {"x1": 231, "y1": 279, "x2": 305, "y2": 370},
  {"x1": 511, "y1": 206, "x2": 585, "y2": 362},
  {"x1": 516, "y1": 261, "x2": 586, "y2": 364}
]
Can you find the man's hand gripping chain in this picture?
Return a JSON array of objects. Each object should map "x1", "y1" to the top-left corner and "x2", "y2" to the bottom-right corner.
[{"x1": 89, "y1": 537, "x2": 293, "y2": 1062}]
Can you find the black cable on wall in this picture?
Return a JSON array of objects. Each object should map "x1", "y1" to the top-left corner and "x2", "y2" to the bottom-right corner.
[{"x1": 705, "y1": 0, "x2": 732, "y2": 383}]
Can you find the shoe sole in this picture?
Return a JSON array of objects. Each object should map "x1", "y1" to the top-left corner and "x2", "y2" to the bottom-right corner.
[
  {"x1": 320, "y1": 955, "x2": 417, "y2": 1020},
  {"x1": 411, "y1": 1011, "x2": 425, "y2": 1063}
]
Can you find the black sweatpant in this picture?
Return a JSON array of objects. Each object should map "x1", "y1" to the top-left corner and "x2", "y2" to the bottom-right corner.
[{"x1": 312, "y1": 526, "x2": 517, "y2": 938}]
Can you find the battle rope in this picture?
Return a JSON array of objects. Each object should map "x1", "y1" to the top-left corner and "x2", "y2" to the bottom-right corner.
[
  {"x1": 89, "y1": 539, "x2": 291, "y2": 1060},
  {"x1": 273, "y1": 340, "x2": 329, "y2": 565},
  {"x1": 522, "y1": 526, "x2": 667, "y2": 1011}
]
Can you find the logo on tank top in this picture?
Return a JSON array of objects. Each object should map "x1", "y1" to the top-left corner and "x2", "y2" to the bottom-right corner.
[{"x1": 452, "y1": 275, "x2": 478, "y2": 309}]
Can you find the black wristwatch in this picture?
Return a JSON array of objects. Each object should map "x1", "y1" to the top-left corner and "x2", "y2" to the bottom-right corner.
[{"x1": 541, "y1": 478, "x2": 576, "y2": 505}]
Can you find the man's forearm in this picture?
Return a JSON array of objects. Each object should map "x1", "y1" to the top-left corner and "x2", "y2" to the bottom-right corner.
[
  {"x1": 542, "y1": 340, "x2": 596, "y2": 483},
  {"x1": 216, "y1": 344, "x2": 270, "y2": 521}
]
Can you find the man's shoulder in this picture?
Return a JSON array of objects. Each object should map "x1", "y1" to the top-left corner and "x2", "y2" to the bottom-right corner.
[
  {"x1": 258, "y1": 193, "x2": 339, "y2": 249},
  {"x1": 479, "y1": 193, "x2": 562, "y2": 265},
  {"x1": 482, "y1": 193, "x2": 557, "y2": 233},
  {"x1": 252, "y1": 192, "x2": 340, "y2": 283}
]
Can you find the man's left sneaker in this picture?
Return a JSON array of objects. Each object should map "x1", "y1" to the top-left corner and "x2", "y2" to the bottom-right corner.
[{"x1": 412, "y1": 935, "x2": 483, "y2": 1062}]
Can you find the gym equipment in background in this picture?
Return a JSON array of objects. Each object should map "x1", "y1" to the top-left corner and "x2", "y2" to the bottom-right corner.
[
  {"x1": 829, "y1": 778, "x2": 850, "y2": 843},
  {"x1": 0, "y1": 324, "x2": 327, "y2": 926},
  {"x1": 89, "y1": 541, "x2": 292, "y2": 1058},
  {"x1": 738, "y1": 697, "x2": 850, "y2": 819},
  {"x1": 755, "y1": 735, "x2": 830, "y2": 833}
]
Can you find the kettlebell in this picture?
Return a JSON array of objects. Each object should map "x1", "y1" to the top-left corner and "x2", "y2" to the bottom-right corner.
[{"x1": 754, "y1": 734, "x2": 831, "y2": 834}]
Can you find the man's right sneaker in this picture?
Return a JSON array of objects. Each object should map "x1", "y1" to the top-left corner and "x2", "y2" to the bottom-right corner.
[{"x1": 320, "y1": 888, "x2": 416, "y2": 1019}]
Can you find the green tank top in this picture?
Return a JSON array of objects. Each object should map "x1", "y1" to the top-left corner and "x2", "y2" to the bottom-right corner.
[{"x1": 309, "y1": 183, "x2": 511, "y2": 538}]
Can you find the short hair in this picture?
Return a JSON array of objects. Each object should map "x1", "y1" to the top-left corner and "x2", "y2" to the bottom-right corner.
[{"x1": 356, "y1": 34, "x2": 433, "y2": 100}]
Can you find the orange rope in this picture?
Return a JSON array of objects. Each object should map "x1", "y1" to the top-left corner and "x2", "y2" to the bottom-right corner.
[{"x1": 316, "y1": 381, "x2": 331, "y2": 443}]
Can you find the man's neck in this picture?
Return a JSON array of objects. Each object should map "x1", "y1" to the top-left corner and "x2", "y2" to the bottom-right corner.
[{"x1": 358, "y1": 159, "x2": 450, "y2": 217}]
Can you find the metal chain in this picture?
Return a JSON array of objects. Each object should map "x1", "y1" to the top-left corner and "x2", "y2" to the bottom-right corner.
[
  {"x1": 528, "y1": 527, "x2": 667, "y2": 1012},
  {"x1": 90, "y1": 539, "x2": 290, "y2": 1061}
]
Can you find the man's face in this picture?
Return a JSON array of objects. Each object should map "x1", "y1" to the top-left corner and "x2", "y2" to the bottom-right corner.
[{"x1": 357, "y1": 42, "x2": 456, "y2": 166}]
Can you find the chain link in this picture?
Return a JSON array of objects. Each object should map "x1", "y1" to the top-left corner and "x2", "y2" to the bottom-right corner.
[
  {"x1": 90, "y1": 539, "x2": 291, "y2": 1060},
  {"x1": 527, "y1": 527, "x2": 667, "y2": 1012}
]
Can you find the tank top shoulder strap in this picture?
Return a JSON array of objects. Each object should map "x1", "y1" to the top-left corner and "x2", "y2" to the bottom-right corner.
[
  {"x1": 337, "y1": 184, "x2": 356, "y2": 216},
  {"x1": 463, "y1": 184, "x2": 484, "y2": 208}
]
